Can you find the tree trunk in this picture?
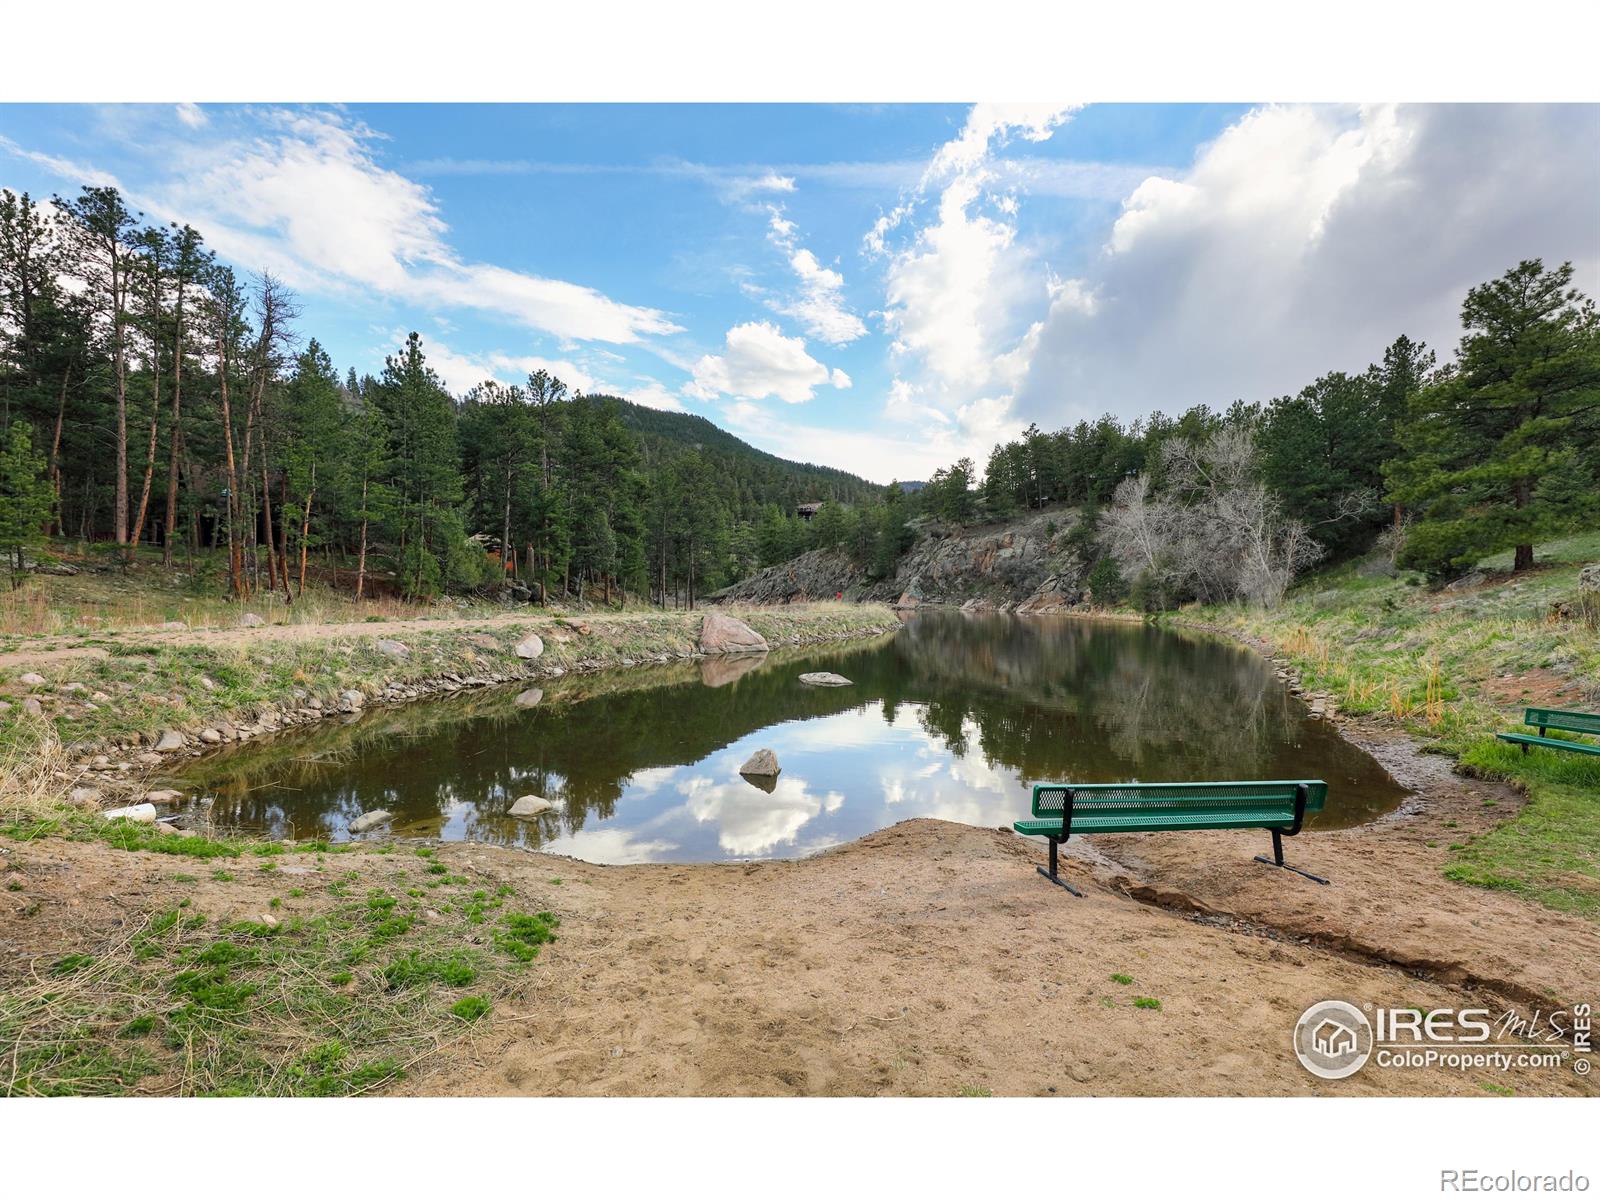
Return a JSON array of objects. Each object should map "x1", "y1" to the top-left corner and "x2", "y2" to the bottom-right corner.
[
  {"x1": 217, "y1": 332, "x2": 245, "y2": 598},
  {"x1": 164, "y1": 294, "x2": 185, "y2": 568},
  {"x1": 48, "y1": 367, "x2": 69, "y2": 536},
  {"x1": 355, "y1": 482, "x2": 369, "y2": 601},
  {"x1": 112, "y1": 262, "x2": 129, "y2": 549},
  {"x1": 298, "y1": 464, "x2": 315, "y2": 598},
  {"x1": 130, "y1": 379, "x2": 161, "y2": 556},
  {"x1": 260, "y1": 465, "x2": 279, "y2": 601}
]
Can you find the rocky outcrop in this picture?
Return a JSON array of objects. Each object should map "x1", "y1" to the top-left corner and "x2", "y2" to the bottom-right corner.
[
  {"x1": 798, "y1": 672, "x2": 852, "y2": 687},
  {"x1": 714, "y1": 509, "x2": 1088, "y2": 611}
]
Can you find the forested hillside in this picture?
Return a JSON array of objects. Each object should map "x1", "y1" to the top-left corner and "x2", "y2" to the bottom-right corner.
[
  {"x1": 0, "y1": 182, "x2": 1595, "y2": 615},
  {"x1": 597, "y1": 397, "x2": 880, "y2": 511},
  {"x1": 0, "y1": 186, "x2": 877, "y2": 608}
]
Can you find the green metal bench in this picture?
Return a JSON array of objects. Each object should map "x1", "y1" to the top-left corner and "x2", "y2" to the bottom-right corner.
[
  {"x1": 1013, "y1": 779, "x2": 1330, "y2": 896},
  {"x1": 1495, "y1": 707, "x2": 1600, "y2": 757}
]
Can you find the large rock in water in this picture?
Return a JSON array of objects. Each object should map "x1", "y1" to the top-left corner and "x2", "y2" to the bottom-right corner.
[
  {"x1": 739, "y1": 748, "x2": 780, "y2": 777},
  {"x1": 698, "y1": 611, "x2": 768, "y2": 655},
  {"x1": 508, "y1": 795, "x2": 555, "y2": 819},
  {"x1": 348, "y1": 809, "x2": 393, "y2": 834},
  {"x1": 798, "y1": 671, "x2": 852, "y2": 687}
]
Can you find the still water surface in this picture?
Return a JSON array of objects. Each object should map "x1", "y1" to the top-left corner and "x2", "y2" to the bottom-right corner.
[{"x1": 177, "y1": 613, "x2": 1409, "y2": 863}]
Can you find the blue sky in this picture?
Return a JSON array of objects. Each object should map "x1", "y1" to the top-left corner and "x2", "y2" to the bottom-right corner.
[{"x1": 2, "y1": 102, "x2": 1595, "y2": 483}]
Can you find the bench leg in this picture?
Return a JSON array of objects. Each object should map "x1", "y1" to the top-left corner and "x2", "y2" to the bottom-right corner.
[
  {"x1": 1253, "y1": 830, "x2": 1330, "y2": 886},
  {"x1": 1037, "y1": 837, "x2": 1082, "y2": 897}
]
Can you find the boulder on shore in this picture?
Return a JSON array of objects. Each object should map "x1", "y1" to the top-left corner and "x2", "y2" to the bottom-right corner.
[
  {"x1": 375, "y1": 639, "x2": 410, "y2": 659},
  {"x1": 153, "y1": 730, "x2": 186, "y2": 752},
  {"x1": 698, "y1": 611, "x2": 768, "y2": 655},
  {"x1": 508, "y1": 794, "x2": 555, "y2": 819},
  {"x1": 348, "y1": 809, "x2": 393, "y2": 834},
  {"x1": 798, "y1": 671, "x2": 852, "y2": 687},
  {"x1": 102, "y1": 803, "x2": 157, "y2": 823},
  {"x1": 739, "y1": 748, "x2": 781, "y2": 777},
  {"x1": 514, "y1": 634, "x2": 545, "y2": 660}
]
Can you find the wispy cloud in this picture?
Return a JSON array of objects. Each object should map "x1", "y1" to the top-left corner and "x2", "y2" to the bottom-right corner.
[{"x1": 4, "y1": 110, "x2": 680, "y2": 346}]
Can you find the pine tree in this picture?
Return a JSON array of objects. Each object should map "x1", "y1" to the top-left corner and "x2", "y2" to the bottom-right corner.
[
  {"x1": 0, "y1": 420, "x2": 53, "y2": 583},
  {"x1": 374, "y1": 333, "x2": 464, "y2": 598},
  {"x1": 1389, "y1": 261, "x2": 1600, "y2": 577}
]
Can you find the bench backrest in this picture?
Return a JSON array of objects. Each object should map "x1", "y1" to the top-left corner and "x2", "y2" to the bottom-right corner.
[
  {"x1": 1524, "y1": 708, "x2": 1600, "y2": 738},
  {"x1": 1030, "y1": 779, "x2": 1328, "y2": 820}
]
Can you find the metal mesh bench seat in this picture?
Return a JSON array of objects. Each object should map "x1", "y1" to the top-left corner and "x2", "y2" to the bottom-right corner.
[
  {"x1": 1496, "y1": 708, "x2": 1600, "y2": 757},
  {"x1": 1013, "y1": 780, "x2": 1329, "y2": 895}
]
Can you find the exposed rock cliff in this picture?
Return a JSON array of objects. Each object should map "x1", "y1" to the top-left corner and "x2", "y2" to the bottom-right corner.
[{"x1": 713, "y1": 509, "x2": 1088, "y2": 612}]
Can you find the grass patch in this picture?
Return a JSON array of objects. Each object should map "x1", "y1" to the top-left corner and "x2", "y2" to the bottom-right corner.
[
  {"x1": 1110, "y1": 972, "x2": 1133, "y2": 985},
  {"x1": 449, "y1": 996, "x2": 491, "y2": 1023},
  {"x1": 494, "y1": 912, "x2": 560, "y2": 962},
  {"x1": 0, "y1": 863, "x2": 562, "y2": 1096},
  {"x1": 1133, "y1": 997, "x2": 1163, "y2": 1011}
]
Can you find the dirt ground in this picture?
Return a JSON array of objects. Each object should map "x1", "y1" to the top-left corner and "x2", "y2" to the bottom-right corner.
[{"x1": 11, "y1": 721, "x2": 1593, "y2": 1097}]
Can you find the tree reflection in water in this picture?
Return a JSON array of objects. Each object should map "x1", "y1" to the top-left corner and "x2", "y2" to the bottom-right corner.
[{"x1": 174, "y1": 612, "x2": 1408, "y2": 862}]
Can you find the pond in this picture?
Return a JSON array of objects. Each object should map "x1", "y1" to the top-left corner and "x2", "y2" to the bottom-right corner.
[{"x1": 173, "y1": 612, "x2": 1410, "y2": 863}]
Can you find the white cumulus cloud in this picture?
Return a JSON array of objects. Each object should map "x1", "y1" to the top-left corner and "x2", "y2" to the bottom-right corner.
[
  {"x1": 686, "y1": 320, "x2": 848, "y2": 405},
  {"x1": 1013, "y1": 103, "x2": 1600, "y2": 428}
]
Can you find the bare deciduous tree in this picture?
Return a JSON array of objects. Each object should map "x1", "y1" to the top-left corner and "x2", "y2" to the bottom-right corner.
[{"x1": 1103, "y1": 426, "x2": 1325, "y2": 608}]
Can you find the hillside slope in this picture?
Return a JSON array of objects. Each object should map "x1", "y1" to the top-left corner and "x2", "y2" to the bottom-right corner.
[{"x1": 586, "y1": 394, "x2": 883, "y2": 509}]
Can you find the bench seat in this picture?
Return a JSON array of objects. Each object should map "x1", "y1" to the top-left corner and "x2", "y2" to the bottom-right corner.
[
  {"x1": 1495, "y1": 732, "x2": 1600, "y2": 756},
  {"x1": 1014, "y1": 808, "x2": 1299, "y2": 835}
]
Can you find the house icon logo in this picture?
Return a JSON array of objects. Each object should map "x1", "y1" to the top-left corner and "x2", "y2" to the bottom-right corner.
[{"x1": 1294, "y1": 1001, "x2": 1373, "y2": 1080}]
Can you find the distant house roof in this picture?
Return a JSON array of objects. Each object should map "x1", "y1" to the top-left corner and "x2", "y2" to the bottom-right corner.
[{"x1": 795, "y1": 502, "x2": 824, "y2": 519}]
